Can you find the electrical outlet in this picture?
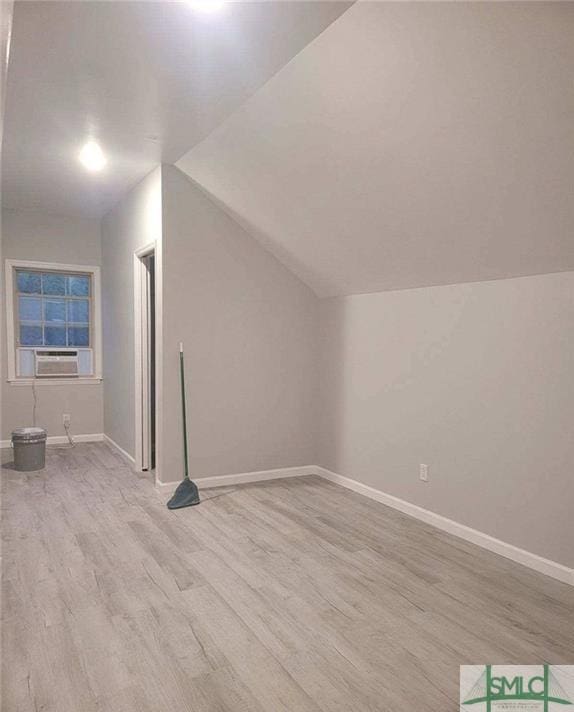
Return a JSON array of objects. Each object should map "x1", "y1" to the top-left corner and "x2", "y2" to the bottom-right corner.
[
  {"x1": 63, "y1": 413, "x2": 71, "y2": 426},
  {"x1": 419, "y1": 464, "x2": 429, "y2": 482}
]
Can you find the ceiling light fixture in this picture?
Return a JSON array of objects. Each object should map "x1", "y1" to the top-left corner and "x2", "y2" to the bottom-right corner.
[
  {"x1": 188, "y1": 0, "x2": 226, "y2": 14},
  {"x1": 79, "y1": 141, "x2": 107, "y2": 172}
]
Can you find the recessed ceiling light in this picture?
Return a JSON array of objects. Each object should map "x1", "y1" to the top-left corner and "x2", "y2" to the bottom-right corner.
[
  {"x1": 188, "y1": 0, "x2": 226, "y2": 14},
  {"x1": 79, "y1": 141, "x2": 106, "y2": 172}
]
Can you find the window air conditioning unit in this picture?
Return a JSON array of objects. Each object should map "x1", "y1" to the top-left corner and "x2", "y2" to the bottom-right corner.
[{"x1": 34, "y1": 350, "x2": 79, "y2": 378}]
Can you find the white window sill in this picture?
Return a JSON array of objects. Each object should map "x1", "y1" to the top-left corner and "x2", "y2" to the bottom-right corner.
[{"x1": 7, "y1": 377, "x2": 102, "y2": 386}]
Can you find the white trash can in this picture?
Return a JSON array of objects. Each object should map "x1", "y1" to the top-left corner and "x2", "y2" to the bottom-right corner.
[{"x1": 12, "y1": 427, "x2": 47, "y2": 471}]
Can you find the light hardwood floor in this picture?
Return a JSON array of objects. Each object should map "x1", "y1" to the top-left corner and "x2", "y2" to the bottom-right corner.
[{"x1": 2, "y1": 443, "x2": 573, "y2": 711}]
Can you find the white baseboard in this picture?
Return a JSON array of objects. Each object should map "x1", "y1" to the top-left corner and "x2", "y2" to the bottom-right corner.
[
  {"x1": 314, "y1": 466, "x2": 574, "y2": 587},
  {"x1": 156, "y1": 465, "x2": 315, "y2": 494},
  {"x1": 13, "y1": 435, "x2": 565, "y2": 586},
  {"x1": 1, "y1": 433, "x2": 104, "y2": 448},
  {"x1": 155, "y1": 462, "x2": 573, "y2": 585},
  {"x1": 103, "y1": 434, "x2": 136, "y2": 465}
]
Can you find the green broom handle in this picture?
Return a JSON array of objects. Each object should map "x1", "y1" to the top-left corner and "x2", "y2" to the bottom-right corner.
[{"x1": 179, "y1": 343, "x2": 189, "y2": 481}]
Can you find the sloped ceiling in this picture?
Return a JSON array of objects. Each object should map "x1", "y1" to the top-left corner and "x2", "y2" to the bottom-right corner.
[
  {"x1": 2, "y1": 1, "x2": 351, "y2": 218},
  {"x1": 178, "y1": 2, "x2": 574, "y2": 296}
]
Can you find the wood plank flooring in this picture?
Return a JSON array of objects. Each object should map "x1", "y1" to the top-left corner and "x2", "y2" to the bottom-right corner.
[{"x1": 2, "y1": 443, "x2": 573, "y2": 711}]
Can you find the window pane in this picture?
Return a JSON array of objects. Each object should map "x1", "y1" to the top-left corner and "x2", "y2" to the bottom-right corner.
[
  {"x1": 44, "y1": 300, "x2": 66, "y2": 323},
  {"x1": 20, "y1": 325, "x2": 43, "y2": 345},
  {"x1": 45, "y1": 326, "x2": 67, "y2": 346},
  {"x1": 68, "y1": 299, "x2": 89, "y2": 324},
  {"x1": 67, "y1": 326, "x2": 89, "y2": 347},
  {"x1": 19, "y1": 296, "x2": 42, "y2": 321},
  {"x1": 42, "y1": 273, "x2": 66, "y2": 295},
  {"x1": 17, "y1": 271, "x2": 41, "y2": 294},
  {"x1": 68, "y1": 275, "x2": 90, "y2": 296}
]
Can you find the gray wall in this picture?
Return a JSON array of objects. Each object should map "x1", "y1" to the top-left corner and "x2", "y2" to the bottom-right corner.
[
  {"x1": 318, "y1": 271, "x2": 574, "y2": 568},
  {"x1": 4, "y1": 177, "x2": 570, "y2": 571},
  {"x1": 101, "y1": 168, "x2": 162, "y2": 458},
  {"x1": 1, "y1": 209, "x2": 103, "y2": 439},
  {"x1": 160, "y1": 165, "x2": 318, "y2": 483},
  {"x1": 1, "y1": 0, "x2": 13, "y2": 146}
]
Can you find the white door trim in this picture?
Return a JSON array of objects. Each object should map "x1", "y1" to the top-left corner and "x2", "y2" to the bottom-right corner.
[{"x1": 134, "y1": 242, "x2": 156, "y2": 473}]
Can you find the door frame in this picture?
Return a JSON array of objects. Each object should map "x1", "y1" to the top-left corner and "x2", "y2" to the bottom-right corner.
[{"x1": 134, "y1": 242, "x2": 156, "y2": 473}]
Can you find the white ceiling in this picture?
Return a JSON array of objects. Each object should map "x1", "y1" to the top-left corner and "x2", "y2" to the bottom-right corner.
[
  {"x1": 1, "y1": 0, "x2": 350, "y2": 218},
  {"x1": 178, "y1": 2, "x2": 574, "y2": 296}
]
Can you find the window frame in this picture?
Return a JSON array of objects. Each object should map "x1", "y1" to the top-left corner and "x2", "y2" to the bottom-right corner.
[{"x1": 5, "y1": 259, "x2": 102, "y2": 384}]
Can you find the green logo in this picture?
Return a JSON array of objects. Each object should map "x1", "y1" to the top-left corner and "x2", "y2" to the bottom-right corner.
[{"x1": 461, "y1": 665, "x2": 573, "y2": 711}]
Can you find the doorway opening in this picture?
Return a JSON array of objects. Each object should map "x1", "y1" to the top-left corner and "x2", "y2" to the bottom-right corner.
[{"x1": 134, "y1": 244, "x2": 156, "y2": 473}]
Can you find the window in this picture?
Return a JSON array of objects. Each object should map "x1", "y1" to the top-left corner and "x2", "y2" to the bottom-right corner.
[
  {"x1": 16, "y1": 270, "x2": 91, "y2": 348},
  {"x1": 5, "y1": 260, "x2": 102, "y2": 382}
]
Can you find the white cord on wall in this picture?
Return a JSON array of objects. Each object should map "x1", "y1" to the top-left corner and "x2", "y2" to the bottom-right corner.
[
  {"x1": 63, "y1": 422, "x2": 75, "y2": 448},
  {"x1": 31, "y1": 377, "x2": 38, "y2": 427},
  {"x1": 49, "y1": 423, "x2": 75, "y2": 450},
  {"x1": 30, "y1": 376, "x2": 75, "y2": 449}
]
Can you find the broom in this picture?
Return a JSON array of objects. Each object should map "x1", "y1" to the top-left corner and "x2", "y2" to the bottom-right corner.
[{"x1": 167, "y1": 343, "x2": 200, "y2": 510}]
